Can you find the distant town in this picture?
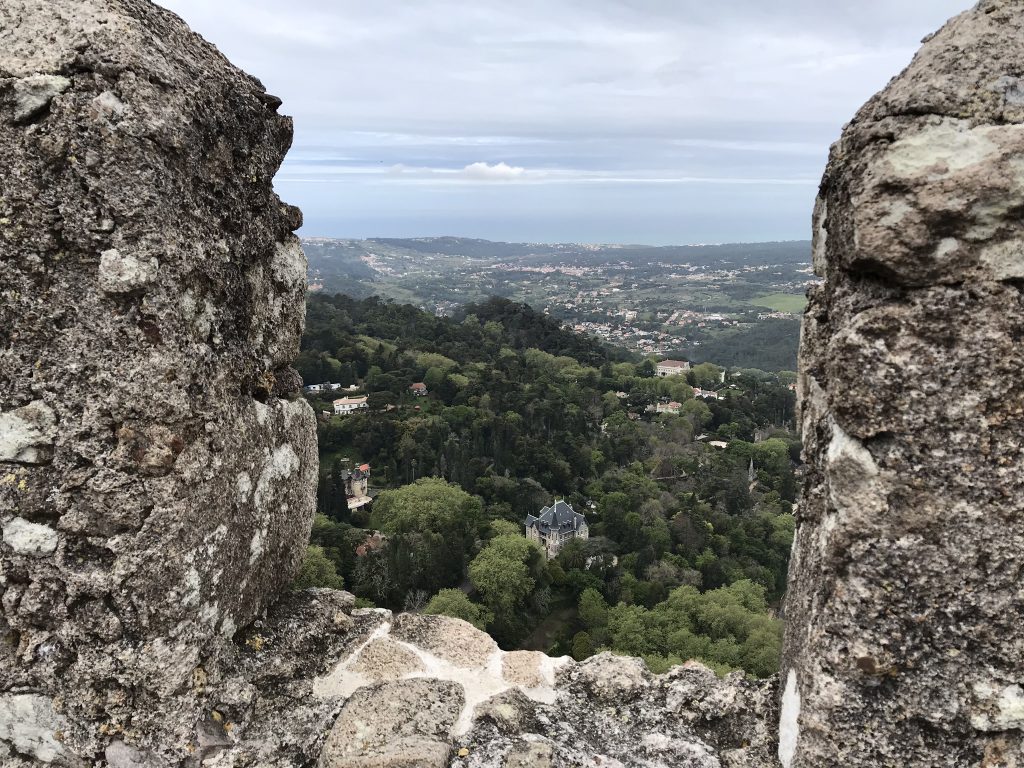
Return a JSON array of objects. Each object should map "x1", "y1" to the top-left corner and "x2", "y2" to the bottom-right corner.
[{"x1": 302, "y1": 237, "x2": 814, "y2": 370}]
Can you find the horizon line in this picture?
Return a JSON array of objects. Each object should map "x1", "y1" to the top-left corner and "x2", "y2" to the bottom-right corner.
[{"x1": 297, "y1": 234, "x2": 813, "y2": 249}]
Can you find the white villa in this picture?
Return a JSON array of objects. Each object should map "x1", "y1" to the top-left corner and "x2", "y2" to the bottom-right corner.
[
  {"x1": 525, "y1": 500, "x2": 589, "y2": 559},
  {"x1": 693, "y1": 388, "x2": 720, "y2": 400},
  {"x1": 333, "y1": 396, "x2": 368, "y2": 415},
  {"x1": 656, "y1": 359, "x2": 690, "y2": 377}
]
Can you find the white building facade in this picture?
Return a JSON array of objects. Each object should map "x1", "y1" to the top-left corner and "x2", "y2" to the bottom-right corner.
[
  {"x1": 656, "y1": 360, "x2": 690, "y2": 377},
  {"x1": 333, "y1": 396, "x2": 368, "y2": 415}
]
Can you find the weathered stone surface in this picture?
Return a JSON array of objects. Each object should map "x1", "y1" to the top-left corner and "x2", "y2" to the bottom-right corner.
[
  {"x1": 498, "y1": 738, "x2": 554, "y2": 768},
  {"x1": 391, "y1": 612, "x2": 499, "y2": 668},
  {"x1": 317, "y1": 678, "x2": 464, "y2": 768},
  {"x1": 0, "y1": 693, "x2": 64, "y2": 763},
  {"x1": 457, "y1": 653, "x2": 777, "y2": 768},
  {"x1": 97, "y1": 247, "x2": 159, "y2": 294},
  {"x1": 471, "y1": 688, "x2": 541, "y2": 735},
  {"x1": 662, "y1": 663, "x2": 779, "y2": 768},
  {"x1": 500, "y1": 650, "x2": 547, "y2": 689},
  {"x1": 256, "y1": 605, "x2": 773, "y2": 768},
  {"x1": 569, "y1": 651, "x2": 651, "y2": 703},
  {"x1": 2, "y1": 516, "x2": 59, "y2": 556},
  {"x1": 783, "y1": 1, "x2": 1024, "y2": 765},
  {"x1": 0, "y1": 0, "x2": 315, "y2": 762},
  {"x1": 199, "y1": 590, "x2": 379, "y2": 768},
  {"x1": 349, "y1": 636, "x2": 425, "y2": 680},
  {"x1": 104, "y1": 739, "x2": 168, "y2": 768},
  {"x1": 11, "y1": 74, "x2": 71, "y2": 123},
  {"x1": 0, "y1": 400, "x2": 57, "y2": 463}
]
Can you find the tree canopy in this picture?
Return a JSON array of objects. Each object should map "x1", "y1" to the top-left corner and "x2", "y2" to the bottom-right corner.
[
  {"x1": 371, "y1": 477, "x2": 482, "y2": 538},
  {"x1": 423, "y1": 588, "x2": 493, "y2": 630},
  {"x1": 301, "y1": 293, "x2": 800, "y2": 676}
]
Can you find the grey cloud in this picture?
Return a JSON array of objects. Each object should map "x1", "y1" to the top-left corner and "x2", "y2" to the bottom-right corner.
[{"x1": 157, "y1": 0, "x2": 971, "y2": 243}]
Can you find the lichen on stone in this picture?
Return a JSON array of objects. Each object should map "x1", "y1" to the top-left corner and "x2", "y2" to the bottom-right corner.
[
  {"x1": 1, "y1": 0, "x2": 316, "y2": 762},
  {"x1": 782, "y1": 1, "x2": 1024, "y2": 764},
  {"x1": 4, "y1": 0, "x2": 1020, "y2": 766}
]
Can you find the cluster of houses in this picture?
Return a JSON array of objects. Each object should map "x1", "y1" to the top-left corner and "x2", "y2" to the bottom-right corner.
[
  {"x1": 309, "y1": 357, "x2": 743, "y2": 567},
  {"x1": 321, "y1": 360, "x2": 711, "y2": 418},
  {"x1": 304, "y1": 382, "x2": 360, "y2": 394},
  {"x1": 324, "y1": 383, "x2": 428, "y2": 416},
  {"x1": 692, "y1": 387, "x2": 720, "y2": 400},
  {"x1": 654, "y1": 358, "x2": 723, "y2": 409},
  {"x1": 302, "y1": 383, "x2": 372, "y2": 416}
]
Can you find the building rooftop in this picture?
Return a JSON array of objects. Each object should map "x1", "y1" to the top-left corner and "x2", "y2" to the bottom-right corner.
[
  {"x1": 334, "y1": 396, "x2": 368, "y2": 405},
  {"x1": 525, "y1": 500, "x2": 587, "y2": 537}
]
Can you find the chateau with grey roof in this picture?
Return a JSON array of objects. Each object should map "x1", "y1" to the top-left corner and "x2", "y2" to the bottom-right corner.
[{"x1": 524, "y1": 500, "x2": 589, "y2": 558}]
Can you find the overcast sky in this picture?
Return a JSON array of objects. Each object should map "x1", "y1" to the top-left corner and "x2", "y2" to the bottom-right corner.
[{"x1": 157, "y1": 1, "x2": 969, "y2": 244}]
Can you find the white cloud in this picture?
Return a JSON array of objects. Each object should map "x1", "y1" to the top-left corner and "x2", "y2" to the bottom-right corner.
[{"x1": 461, "y1": 161, "x2": 526, "y2": 181}]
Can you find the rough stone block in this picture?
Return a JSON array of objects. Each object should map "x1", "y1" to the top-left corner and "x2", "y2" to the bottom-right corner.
[
  {"x1": 317, "y1": 678, "x2": 464, "y2": 768},
  {"x1": 0, "y1": 0, "x2": 316, "y2": 761},
  {"x1": 782, "y1": 1, "x2": 1024, "y2": 765}
]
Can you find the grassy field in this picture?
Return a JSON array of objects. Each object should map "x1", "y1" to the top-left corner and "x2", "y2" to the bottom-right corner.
[{"x1": 748, "y1": 293, "x2": 807, "y2": 313}]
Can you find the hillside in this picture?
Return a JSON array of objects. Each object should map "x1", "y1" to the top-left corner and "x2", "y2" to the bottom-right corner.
[
  {"x1": 303, "y1": 237, "x2": 810, "y2": 370},
  {"x1": 297, "y1": 293, "x2": 800, "y2": 676}
]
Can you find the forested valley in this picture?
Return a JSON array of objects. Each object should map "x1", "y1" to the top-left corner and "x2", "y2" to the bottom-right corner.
[{"x1": 294, "y1": 293, "x2": 801, "y2": 678}]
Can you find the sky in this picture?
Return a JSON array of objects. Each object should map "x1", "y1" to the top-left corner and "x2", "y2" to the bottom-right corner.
[{"x1": 157, "y1": 1, "x2": 970, "y2": 245}]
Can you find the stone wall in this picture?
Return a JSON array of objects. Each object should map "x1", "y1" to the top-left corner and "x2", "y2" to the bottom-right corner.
[
  {"x1": 782, "y1": 1, "x2": 1024, "y2": 765},
  {"x1": 0, "y1": 3, "x2": 778, "y2": 765},
  {"x1": 208, "y1": 596, "x2": 779, "y2": 768},
  {"x1": 0, "y1": 0, "x2": 317, "y2": 763},
  {"x1": 4, "y1": 0, "x2": 1022, "y2": 765}
]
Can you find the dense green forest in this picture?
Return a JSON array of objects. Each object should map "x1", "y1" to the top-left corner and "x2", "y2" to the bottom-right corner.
[
  {"x1": 679, "y1": 318, "x2": 801, "y2": 372},
  {"x1": 295, "y1": 293, "x2": 800, "y2": 677}
]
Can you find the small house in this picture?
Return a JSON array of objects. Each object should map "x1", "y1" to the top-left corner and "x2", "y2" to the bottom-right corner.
[{"x1": 333, "y1": 396, "x2": 368, "y2": 415}]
